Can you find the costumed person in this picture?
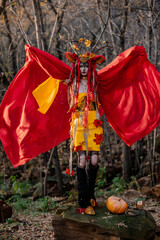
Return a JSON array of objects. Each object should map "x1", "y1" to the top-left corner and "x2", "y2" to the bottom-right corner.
[
  {"x1": 65, "y1": 51, "x2": 105, "y2": 215},
  {"x1": 0, "y1": 40, "x2": 160, "y2": 215}
]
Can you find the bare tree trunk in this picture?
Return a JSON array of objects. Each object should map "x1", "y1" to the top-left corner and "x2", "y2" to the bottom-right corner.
[
  {"x1": 105, "y1": 119, "x2": 114, "y2": 173},
  {"x1": 123, "y1": 143, "x2": 131, "y2": 182},
  {"x1": 32, "y1": 0, "x2": 42, "y2": 49},
  {"x1": 43, "y1": 148, "x2": 54, "y2": 197},
  {"x1": 52, "y1": 146, "x2": 63, "y2": 194},
  {"x1": 92, "y1": 0, "x2": 110, "y2": 53},
  {"x1": 39, "y1": 158, "x2": 43, "y2": 196},
  {"x1": 120, "y1": 0, "x2": 129, "y2": 51},
  {"x1": 147, "y1": 135, "x2": 155, "y2": 185},
  {"x1": 3, "y1": 8, "x2": 17, "y2": 76},
  {"x1": 96, "y1": 0, "x2": 106, "y2": 44},
  {"x1": 146, "y1": 0, "x2": 156, "y2": 186},
  {"x1": 135, "y1": 139, "x2": 144, "y2": 176},
  {"x1": 48, "y1": 14, "x2": 58, "y2": 52},
  {"x1": 108, "y1": 19, "x2": 117, "y2": 56},
  {"x1": 146, "y1": 0, "x2": 156, "y2": 60},
  {"x1": 0, "y1": 0, "x2": 6, "y2": 15},
  {"x1": 37, "y1": 1, "x2": 48, "y2": 51},
  {"x1": 47, "y1": 0, "x2": 68, "y2": 59},
  {"x1": 119, "y1": 0, "x2": 132, "y2": 181}
]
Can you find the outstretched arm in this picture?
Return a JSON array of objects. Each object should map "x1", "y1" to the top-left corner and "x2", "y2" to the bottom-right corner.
[
  {"x1": 0, "y1": 45, "x2": 72, "y2": 167},
  {"x1": 97, "y1": 46, "x2": 160, "y2": 145},
  {"x1": 25, "y1": 45, "x2": 71, "y2": 80}
]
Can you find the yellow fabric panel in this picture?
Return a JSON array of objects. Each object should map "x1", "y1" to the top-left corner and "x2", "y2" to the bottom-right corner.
[
  {"x1": 32, "y1": 77, "x2": 60, "y2": 114},
  {"x1": 77, "y1": 93, "x2": 95, "y2": 111},
  {"x1": 77, "y1": 93, "x2": 87, "y2": 102},
  {"x1": 71, "y1": 111, "x2": 103, "y2": 151}
]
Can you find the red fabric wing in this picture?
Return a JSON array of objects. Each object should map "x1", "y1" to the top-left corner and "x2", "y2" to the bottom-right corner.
[
  {"x1": 0, "y1": 45, "x2": 71, "y2": 167},
  {"x1": 97, "y1": 46, "x2": 160, "y2": 146}
]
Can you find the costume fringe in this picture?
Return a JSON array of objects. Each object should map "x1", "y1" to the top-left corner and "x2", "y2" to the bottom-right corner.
[{"x1": 69, "y1": 116, "x2": 79, "y2": 174}]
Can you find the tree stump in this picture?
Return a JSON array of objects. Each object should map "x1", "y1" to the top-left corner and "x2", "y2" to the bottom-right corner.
[
  {"x1": 0, "y1": 200, "x2": 12, "y2": 223},
  {"x1": 52, "y1": 203, "x2": 156, "y2": 240}
]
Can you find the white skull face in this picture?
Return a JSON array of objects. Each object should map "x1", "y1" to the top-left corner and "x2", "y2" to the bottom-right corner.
[{"x1": 80, "y1": 62, "x2": 89, "y2": 76}]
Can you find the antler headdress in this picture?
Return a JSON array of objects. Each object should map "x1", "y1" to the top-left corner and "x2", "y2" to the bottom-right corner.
[{"x1": 65, "y1": 39, "x2": 105, "y2": 128}]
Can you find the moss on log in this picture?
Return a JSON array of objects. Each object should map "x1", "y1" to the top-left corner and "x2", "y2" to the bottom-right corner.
[{"x1": 52, "y1": 203, "x2": 156, "y2": 240}]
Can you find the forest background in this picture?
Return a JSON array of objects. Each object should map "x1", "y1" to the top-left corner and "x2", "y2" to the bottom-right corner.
[{"x1": 0, "y1": 1, "x2": 160, "y2": 237}]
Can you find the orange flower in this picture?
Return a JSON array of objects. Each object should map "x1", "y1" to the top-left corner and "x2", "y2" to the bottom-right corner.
[
  {"x1": 89, "y1": 53, "x2": 95, "y2": 59},
  {"x1": 85, "y1": 39, "x2": 91, "y2": 47},
  {"x1": 66, "y1": 168, "x2": 70, "y2": 175},
  {"x1": 73, "y1": 44, "x2": 79, "y2": 50},
  {"x1": 93, "y1": 134, "x2": 104, "y2": 145},
  {"x1": 73, "y1": 44, "x2": 77, "y2": 48},
  {"x1": 93, "y1": 119, "x2": 103, "y2": 128},
  {"x1": 66, "y1": 168, "x2": 74, "y2": 176},
  {"x1": 78, "y1": 38, "x2": 83, "y2": 43}
]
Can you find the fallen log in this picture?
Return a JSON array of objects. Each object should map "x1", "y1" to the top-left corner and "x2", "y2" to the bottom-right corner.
[{"x1": 52, "y1": 202, "x2": 156, "y2": 240}]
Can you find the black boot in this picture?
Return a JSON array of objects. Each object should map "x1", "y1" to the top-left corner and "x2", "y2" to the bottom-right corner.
[
  {"x1": 77, "y1": 167, "x2": 90, "y2": 208},
  {"x1": 87, "y1": 163, "x2": 99, "y2": 201}
]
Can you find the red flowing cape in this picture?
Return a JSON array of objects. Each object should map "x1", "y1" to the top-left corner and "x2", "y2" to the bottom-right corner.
[
  {"x1": 0, "y1": 45, "x2": 71, "y2": 167},
  {"x1": 0, "y1": 45, "x2": 160, "y2": 167},
  {"x1": 97, "y1": 46, "x2": 160, "y2": 145}
]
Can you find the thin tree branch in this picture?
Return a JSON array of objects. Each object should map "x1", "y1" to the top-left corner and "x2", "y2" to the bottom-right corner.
[
  {"x1": 0, "y1": 0, "x2": 19, "y2": 15},
  {"x1": 43, "y1": 148, "x2": 54, "y2": 197},
  {"x1": 48, "y1": 14, "x2": 58, "y2": 52},
  {"x1": 81, "y1": 18, "x2": 98, "y2": 39},
  {"x1": 92, "y1": 0, "x2": 110, "y2": 52},
  {"x1": 9, "y1": 7, "x2": 32, "y2": 45}
]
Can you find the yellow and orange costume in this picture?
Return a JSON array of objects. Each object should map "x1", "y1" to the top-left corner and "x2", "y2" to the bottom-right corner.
[{"x1": 71, "y1": 93, "x2": 103, "y2": 152}]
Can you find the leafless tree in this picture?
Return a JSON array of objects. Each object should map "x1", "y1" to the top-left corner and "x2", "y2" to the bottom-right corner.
[{"x1": 0, "y1": 0, "x2": 7, "y2": 15}]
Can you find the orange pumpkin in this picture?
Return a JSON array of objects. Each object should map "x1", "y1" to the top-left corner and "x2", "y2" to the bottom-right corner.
[{"x1": 106, "y1": 196, "x2": 127, "y2": 214}]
